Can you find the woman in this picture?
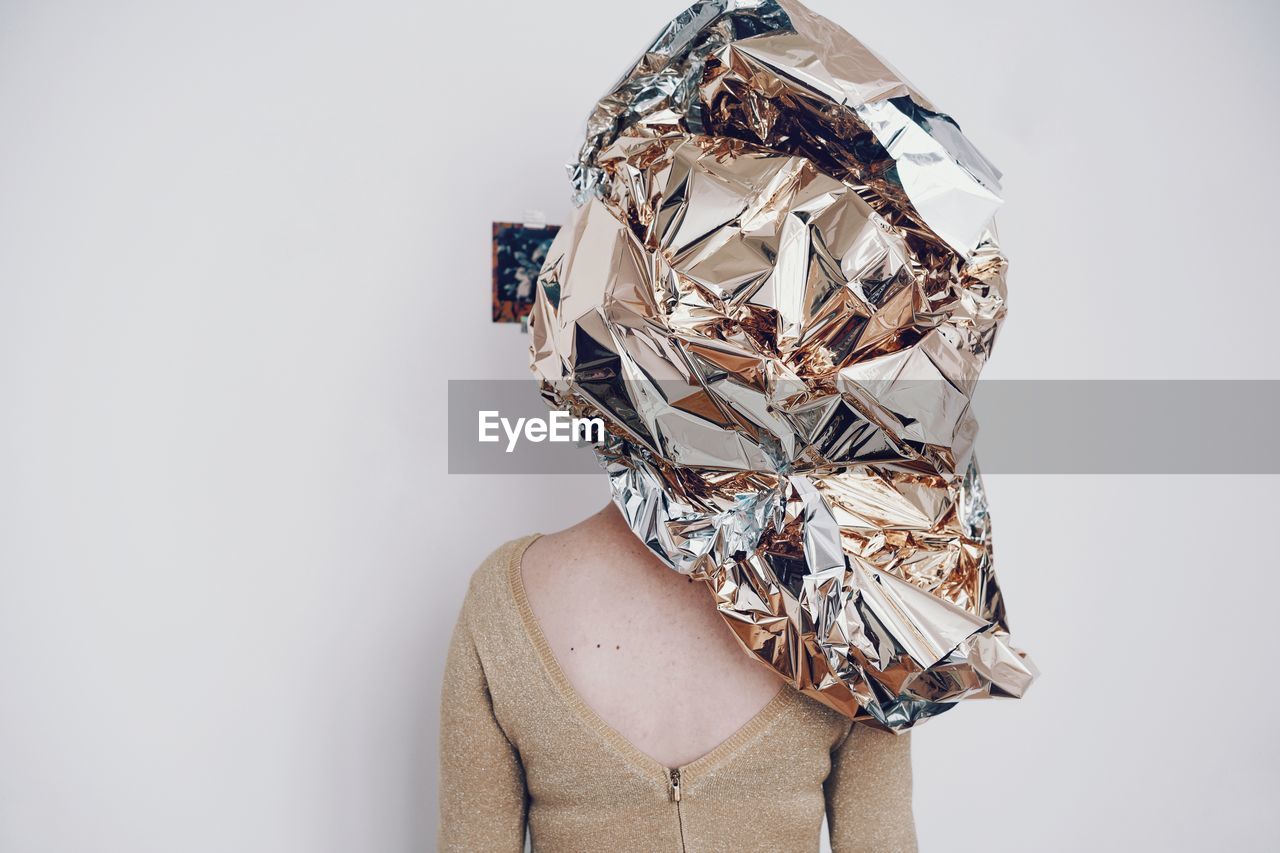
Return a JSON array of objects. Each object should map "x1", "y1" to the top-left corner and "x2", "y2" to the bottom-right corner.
[
  {"x1": 438, "y1": 507, "x2": 916, "y2": 851},
  {"x1": 440, "y1": 1, "x2": 1033, "y2": 849}
]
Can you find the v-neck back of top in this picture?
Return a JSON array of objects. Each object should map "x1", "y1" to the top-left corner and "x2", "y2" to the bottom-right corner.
[
  {"x1": 437, "y1": 535, "x2": 919, "y2": 853},
  {"x1": 508, "y1": 532, "x2": 796, "y2": 778}
]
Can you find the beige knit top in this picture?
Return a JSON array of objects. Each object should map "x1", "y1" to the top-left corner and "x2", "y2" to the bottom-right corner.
[{"x1": 438, "y1": 535, "x2": 917, "y2": 852}]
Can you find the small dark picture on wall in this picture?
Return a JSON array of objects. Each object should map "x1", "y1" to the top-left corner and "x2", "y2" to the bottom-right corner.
[{"x1": 492, "y1": 222, "x2": 559, "y2": 323}]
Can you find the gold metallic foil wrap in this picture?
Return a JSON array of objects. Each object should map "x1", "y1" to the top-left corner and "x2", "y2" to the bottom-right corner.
[{"x1": 530, "y1": 0, "x2": 1035, "y2": 730}]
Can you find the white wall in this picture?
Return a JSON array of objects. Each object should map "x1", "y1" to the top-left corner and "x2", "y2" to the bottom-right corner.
[{"x1": 1, "y1": 1, "x2": 1276, "y2": 850}]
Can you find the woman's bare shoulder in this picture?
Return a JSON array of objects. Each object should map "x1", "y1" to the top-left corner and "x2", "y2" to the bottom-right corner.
[
  {"x1": 518, "y1": 504, "x2": 689, "y2": 619},
  {"x1": 520, "y1": 506, "x2": 633, "y2": 580}
]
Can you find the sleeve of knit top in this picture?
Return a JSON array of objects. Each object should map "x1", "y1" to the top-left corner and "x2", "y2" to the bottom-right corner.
[
  {"x1": 437, "y1": 598, "x2": 528, "y2": 852},
  {"x1": 824, "y1": 724, "x2": 918, "y2": 853}
]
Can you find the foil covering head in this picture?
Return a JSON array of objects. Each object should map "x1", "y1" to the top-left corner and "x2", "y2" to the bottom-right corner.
[{"x1": 530, "y1": 0, "x2": 1036, "y2": 731}]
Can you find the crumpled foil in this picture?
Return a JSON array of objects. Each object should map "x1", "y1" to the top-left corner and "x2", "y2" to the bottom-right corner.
[{"x1": 529, "y1": 0, "x2": 1036, "y2": 731}]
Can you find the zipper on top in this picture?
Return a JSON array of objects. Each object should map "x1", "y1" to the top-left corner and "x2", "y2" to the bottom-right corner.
[{"x1": 668, "y1": 767, "x2": 686, "y2": 851}]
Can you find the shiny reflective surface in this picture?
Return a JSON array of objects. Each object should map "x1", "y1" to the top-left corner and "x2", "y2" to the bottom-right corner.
[{"x1": 530, "y1": 0, "x2": 1035, "y2": 730}]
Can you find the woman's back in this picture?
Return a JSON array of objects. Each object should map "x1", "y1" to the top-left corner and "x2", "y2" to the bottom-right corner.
[
  {"x1": 437, "y1": 507, "x2": 917, "y2": 852},
  {"x1": 519, "y1": 505, "x2": 784, "y2": 768}
]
